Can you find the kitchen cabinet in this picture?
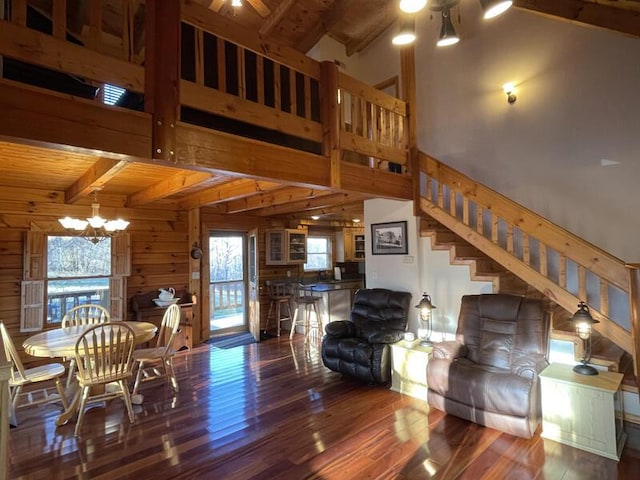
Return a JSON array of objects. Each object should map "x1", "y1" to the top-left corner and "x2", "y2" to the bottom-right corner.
[
  {"x1": 337, "y1": 228, "x2": 365, "y2": 262},
  {"x1": 266, "y1": 229, "x2": 307, "y2": 265}
]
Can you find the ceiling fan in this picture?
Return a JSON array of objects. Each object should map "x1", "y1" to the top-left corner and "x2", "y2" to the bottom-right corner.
[{"x1": 208, "y1": 0, "x2": 272, "y2": 18}]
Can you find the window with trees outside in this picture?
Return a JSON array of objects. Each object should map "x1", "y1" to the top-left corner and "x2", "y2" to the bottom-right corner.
[
  {"x1": 304, "y1": 236, "x2": 332, "y2": 271},
  {"x1": 46, "y1": 236, "x2": 111, "y2": 324}
]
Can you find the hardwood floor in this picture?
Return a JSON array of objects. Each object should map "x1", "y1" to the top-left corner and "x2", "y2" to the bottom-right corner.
[{"x1": 8, "y1": 336, "x2": 640, "y2": 479}]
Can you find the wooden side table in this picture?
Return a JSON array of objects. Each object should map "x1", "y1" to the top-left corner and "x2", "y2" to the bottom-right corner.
[
  {"x1": 390, "y1": 340, "x2": 432, "y2": 400},
  {"x1": 540, "y1": 362, "x2": 626, "y2": 460}
]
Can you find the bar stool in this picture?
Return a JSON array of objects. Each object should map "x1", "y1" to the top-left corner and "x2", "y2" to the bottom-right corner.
[
  {"x1": 264, "y1": 281, "x2": 293, "y2": 337},
  {"x1": 289, "y1": 285, "x2": 323, "y2": 344}
]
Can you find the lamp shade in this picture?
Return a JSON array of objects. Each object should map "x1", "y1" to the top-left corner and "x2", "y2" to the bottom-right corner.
[
  {"x1": 480, "y1": 0, "x2": 513, "y2": 20},
  {"x1": 400, "y1": 0, "x2": 427, "y2": 13},
  {"x1": 392, "y1": 17, "x2": 416, "y2": 46},
  {"x1": 415, "y1": 293, "x2": 436, "y2": 318},
  {"x1": 571, "y1": 301, "x2": 599, "y2": 340},
  {"x1": 437, "y1": 10, "x2": 459, "y2": 47}
]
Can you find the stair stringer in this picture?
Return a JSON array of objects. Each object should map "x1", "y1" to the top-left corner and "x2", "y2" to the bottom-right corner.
[{"x1": 419, "y1": 197, "x2": 632, "y2": 356}]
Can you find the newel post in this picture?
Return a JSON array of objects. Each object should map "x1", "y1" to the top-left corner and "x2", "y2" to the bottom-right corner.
[
  {"x1": 626, "y1": 264, "x2": 640, "y2": 385},
  {"x1": 400, "y1": 46, "x2": 419, "y2": 216},
  {"x1": 320, "y1": 61, "x2": 341, "y2": 189},
  {"x1": 145, "y1": 0, "x2": 181, "y2": 163}
]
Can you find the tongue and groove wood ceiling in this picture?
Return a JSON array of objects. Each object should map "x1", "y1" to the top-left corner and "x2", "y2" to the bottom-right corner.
[{"x1": 2, "y1": 0, "x2": 638, "y2": 224}]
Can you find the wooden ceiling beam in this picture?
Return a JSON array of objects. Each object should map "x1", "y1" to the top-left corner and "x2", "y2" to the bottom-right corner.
[
  {"x1": 246, "y1": 0, "x2": 271, "y2": 18},
  {"x1": 253, "y1": 192, "x2": 366, "y2": 217},
  {"x1": 208, "y1": 0, "x2": 225, "y2": 13},
  {"x1": 65, "y1": 157, "x2": 130, "y2": 204},
  {"x1": 126, "y1": 171, "x2": 213, "y2": 208},
  {"x1": 259, "y1": 0, "x2": 296, "y2": 36},
  {"x1": 346, "y1": 16, "x2": 395, "y2": 56},
  {"x1": 178, "y1": 178, "x2": 282, "y2": 210},
  {"x1": 223, "y1": 187, "x2": 334, "y2": 214},
  {"x1": 297, "y1": 0, "x2": 355, "y2": 53},
  {"x1": 307, "y1": 201, "x2": 364, "y2": 217},
  {"x1": 514, "y1": 0, "x2": 640, "y2": 38}
]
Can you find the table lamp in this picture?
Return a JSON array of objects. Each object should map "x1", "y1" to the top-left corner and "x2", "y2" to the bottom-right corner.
[
  {"x1": 415, "y1": 293, "x2": 436, "y2": 347},
  {"x1": 571, "y1": 301, "x2": 599, "y2": 375}
]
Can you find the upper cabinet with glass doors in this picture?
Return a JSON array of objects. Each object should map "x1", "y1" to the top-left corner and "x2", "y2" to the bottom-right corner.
[{"x1": 265, "y1": 229, "x2": 307, "y2": 265}]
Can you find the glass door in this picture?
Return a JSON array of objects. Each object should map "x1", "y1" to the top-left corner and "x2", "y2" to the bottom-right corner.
[{"x1": 209, "y1": 232, "x2": 247, "y2": 335}]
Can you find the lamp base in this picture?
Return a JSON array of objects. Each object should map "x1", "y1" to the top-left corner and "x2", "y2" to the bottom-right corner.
[
  {"x1": 573, "y1": 363, "x2": 598, "y2": 375},
  {"x1": 419, "y1": 339, "x2": 433, "y2": 347}
]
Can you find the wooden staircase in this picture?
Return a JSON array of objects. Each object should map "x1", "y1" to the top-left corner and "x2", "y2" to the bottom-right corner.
[{"x1": 417, "y1": 154, "x2": 638, "y2": 389}]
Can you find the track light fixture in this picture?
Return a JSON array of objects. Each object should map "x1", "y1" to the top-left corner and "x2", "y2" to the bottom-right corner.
[
  {"x1": 393, "y1": 0, "x2": 513, "y2": 47},
  {"x1": 437, "y1": 9, "x2": 459, "y2": 47}
]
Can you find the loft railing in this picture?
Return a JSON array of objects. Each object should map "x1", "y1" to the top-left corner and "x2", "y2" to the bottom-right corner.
[
  {"x1": 419, "y1": 152, "x2": 634, "y2": 358},
  {"x1": 337, "y1": 73, "x2": 408, "y2": 173},
  {"x1": 0, "y1": 0, "x2": 408, "y2": 173},
  {"x1": 179, "y1": 16, "x2": 323, "y2": 144}
]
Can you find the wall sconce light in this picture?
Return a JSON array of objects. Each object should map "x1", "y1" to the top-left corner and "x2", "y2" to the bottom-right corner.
[
  {"x1": 571, "y1": 301, "x2": 600, "y2": 376},
  {"x1": 503, "y1": 82, "x2": 517, "y2": 104},
  {"x1": 415, "y1": 293, "x2": 436, "y2": 347}
]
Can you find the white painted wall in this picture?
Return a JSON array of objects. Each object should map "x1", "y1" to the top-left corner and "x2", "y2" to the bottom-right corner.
[
  {"x1": 414, "y1": 4, "x2": 640, "y2": 261},
  {"x1": 364, "y1": 198, "x2": 492, "y2": 334},
  {"x1": 310, "y1": 10, "x2": 640, "y2": 416}
]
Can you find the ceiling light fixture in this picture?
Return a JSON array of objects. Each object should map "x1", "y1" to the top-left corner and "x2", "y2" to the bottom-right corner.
[
  {"x1": 311, "y1": 215, "x2": 320, "y2": 220},
  {"x1": 58, "y1": 189, "x2": 129, "y2": 244},
  {"x1": 352, "y1": 218, "x2": 361, "y2": 223},
  {"x1": 394, "y1": 0, "x2": 512, "y2": 48},
  {"x1": 392, "y1": 17, "x2": 416, "y2": 46},
  {"x1": 231, "y1": 0, "x2": 242, "y2": 7},
  {"x1": 480, "y1": 0, "x2": 513, "y2": 19},
  {"x1": 437, "y1": 9, "x2": 459, "y2": 47},
  {"x1": 400, "y1": 0, "x2": 427, "y2": 13}
]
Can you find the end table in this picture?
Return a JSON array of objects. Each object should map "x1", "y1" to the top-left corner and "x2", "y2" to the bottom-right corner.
[{"x1": 390, "y1": 339, "x2": 432, "y2": 400}]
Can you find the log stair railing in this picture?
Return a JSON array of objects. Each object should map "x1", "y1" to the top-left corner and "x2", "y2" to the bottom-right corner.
[{"x1": 419, "y1": 152, "x2": 639, "y2": 393}]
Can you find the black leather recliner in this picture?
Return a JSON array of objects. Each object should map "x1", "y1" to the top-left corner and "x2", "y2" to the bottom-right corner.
[{"x1": 321, "y1": 288, "x2": 412, "y2": 384}]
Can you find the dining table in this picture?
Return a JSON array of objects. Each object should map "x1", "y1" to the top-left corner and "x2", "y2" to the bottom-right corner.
[{"x1": 23, "y1": 321, "x2": 157, "y2": 427}]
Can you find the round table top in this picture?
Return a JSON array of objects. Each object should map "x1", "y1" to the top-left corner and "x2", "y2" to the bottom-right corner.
[{"x1": 23, "y1": 321, "x2": 157, "y2": 358}]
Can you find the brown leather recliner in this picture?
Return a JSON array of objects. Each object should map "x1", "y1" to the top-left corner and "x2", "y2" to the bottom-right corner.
[{"x1": 427, "y1": 294, "x2": 549, "y2": 438}]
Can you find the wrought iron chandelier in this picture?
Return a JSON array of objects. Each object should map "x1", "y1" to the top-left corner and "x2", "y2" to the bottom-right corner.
[{"x1": 58, "y1": 190, "x2": 129, "y2": 244}]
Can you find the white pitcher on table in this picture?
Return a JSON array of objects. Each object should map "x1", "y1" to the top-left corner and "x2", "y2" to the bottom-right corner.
[{"x1": 158, "y1": 287, "x2": 175, "y2": 301}]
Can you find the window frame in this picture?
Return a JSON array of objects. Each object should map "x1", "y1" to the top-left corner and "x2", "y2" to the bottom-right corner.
[{"x1": 303, "y1": 235, "x2": 332, "y2": 272}]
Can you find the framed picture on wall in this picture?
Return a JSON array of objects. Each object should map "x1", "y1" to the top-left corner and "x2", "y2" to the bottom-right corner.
[{"x1": 371, "y1": 221, "x2": 408, "y2": 255}]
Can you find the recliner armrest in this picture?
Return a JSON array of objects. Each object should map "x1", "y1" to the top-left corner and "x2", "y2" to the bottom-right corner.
[
  {"x1": 324, "y1": 320, "x2": 356, "y2": 337},
  {"x1": 366, "y1": 329, "x2": 405, "y2": 344},
  {"x1": 432, "y1": 341, "x2": 467, "y2": 360},
  {"x1": 511, "y1": 354, "x2": 548, "y2": 380}
]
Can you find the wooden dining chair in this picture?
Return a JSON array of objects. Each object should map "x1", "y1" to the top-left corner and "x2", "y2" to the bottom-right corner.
[
  {"x1": 73, "y1": 322, "x2": 136, "y2": 437},
  {"x1": 0, "y1": 322, "x2": 69, "y2": 425},
  {"x1": 131, "y1": 304, "x2": 181, "y2": 396},
  {"x1": 62, "y1": 304, "x2": 110, "y2": 388}
]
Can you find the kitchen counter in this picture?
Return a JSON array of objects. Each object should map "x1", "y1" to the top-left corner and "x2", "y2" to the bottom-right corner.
[{"x1": 298, "y1": 279, "x2": 363, "y2": 327}]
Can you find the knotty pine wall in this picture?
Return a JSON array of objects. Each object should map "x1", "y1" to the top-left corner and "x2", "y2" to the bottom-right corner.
[{"x1": 0, "y1": 204, "x2": 341, "y2": 364}]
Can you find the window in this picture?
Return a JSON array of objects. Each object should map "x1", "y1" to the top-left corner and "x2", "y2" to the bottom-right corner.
[
  {"x1": 102, "y1": 84, "x2": 125, "y2": 105},
  {"x1": 304, "y1": 236, "x2": 332, "y2": 271},
  {"x1": 46, "y1": 236, "x2": 111, "y2": 324}
]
